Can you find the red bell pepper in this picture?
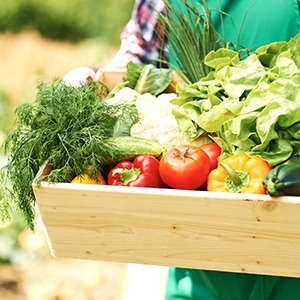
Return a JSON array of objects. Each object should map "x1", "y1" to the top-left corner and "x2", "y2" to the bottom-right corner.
[{"x1": 107, "y1": 154, "x2": 165, "y2": 188}]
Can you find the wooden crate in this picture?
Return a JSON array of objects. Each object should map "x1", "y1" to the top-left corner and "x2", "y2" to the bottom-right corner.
[
  {"x1": 33, "y1": 162, "x2": 300, "y2": 278},
  {"x1": 32, "y1": 68, "x2": 300, "y2": 277},
  {"x1": 94, "y1": 67, "x2": 127, "y2": 91}
]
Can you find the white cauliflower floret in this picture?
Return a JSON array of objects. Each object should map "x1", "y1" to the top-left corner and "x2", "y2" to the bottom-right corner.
[
  {"x1": 105, "y1": 87, "x2": 139, "y2": 105},
  {"x1": 106, "y1": 87, "x2": 184, "y2": 147},
  {"x1": 131, "y1": 92, "x2": 182, "y2": 147}
]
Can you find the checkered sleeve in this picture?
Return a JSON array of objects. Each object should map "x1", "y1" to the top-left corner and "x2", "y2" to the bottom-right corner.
[{"x1": 114, "y1": 0, "x2": 168, "y2": 66}]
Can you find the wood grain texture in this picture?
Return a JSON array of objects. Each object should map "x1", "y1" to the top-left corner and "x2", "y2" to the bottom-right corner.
[
  {"x1": 94, "y1": 67, "x2": 127, "y2": 91},
  {"x1": 33, "y1": 163, "x2": 300, "y2": 277}
]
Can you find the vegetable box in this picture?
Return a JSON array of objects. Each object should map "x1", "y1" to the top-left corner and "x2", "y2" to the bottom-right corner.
[{"x1": 33, "y1": 69, "x2": 300, "y2": 278}]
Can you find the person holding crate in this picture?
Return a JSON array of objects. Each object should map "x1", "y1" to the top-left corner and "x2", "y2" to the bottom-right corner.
[
  {"x1": 107, "y1": 0, "x2": 300, "y2": 299},
  {"x1": 107, "y1": 0, "x2": 300, "y2": 68}
]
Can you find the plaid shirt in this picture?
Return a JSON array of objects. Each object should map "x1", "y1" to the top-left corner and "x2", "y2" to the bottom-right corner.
[
  {"x1": 116, "y1": 0, "x2": 300, "y2": 67},
  {"x1": 116, "y1": 0, "x2": 168, "y2": 66}
]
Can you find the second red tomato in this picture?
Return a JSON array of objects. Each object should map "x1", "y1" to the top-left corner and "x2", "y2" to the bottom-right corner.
[
  {"x1": 159, "y1": 145, "x2": 211, "y2": 190},
  {"x1": 200, "y1": 142, "x2": 222, "y2": 171}
]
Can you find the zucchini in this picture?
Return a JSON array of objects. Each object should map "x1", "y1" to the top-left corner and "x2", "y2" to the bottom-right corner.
[
  {"x1": 102, "y1": 136, "x2": 163, "y2": 165},
  {"x1": 262, "y1": 156, "x2": 300, "y2": 196}
]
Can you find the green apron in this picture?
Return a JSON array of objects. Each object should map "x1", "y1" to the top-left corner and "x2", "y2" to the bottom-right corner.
[
  {"x1": 165, "y1": 1, "x2": 300, "y2": 299},
  {"x1": 168, "y1": 0, "x2": 300, "y2": 63},
  {"x1": 165, "y1": 268, "x2": 300, "y2": 300}
]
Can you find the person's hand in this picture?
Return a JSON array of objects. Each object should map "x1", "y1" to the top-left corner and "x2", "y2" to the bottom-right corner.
[{"x1": 62, "y1": 66, "x2": 96, "y2": 87}]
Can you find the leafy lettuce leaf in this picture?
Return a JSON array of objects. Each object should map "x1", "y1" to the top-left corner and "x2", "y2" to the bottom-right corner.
[
  {"x1": 172, "y1": 33, "x2": 300, "y2": 166},
  {"x1": 204, "y1": 48, "x2": 240, "y2": 71},
  {"x1": 123, "y1": 62, "x2": 172, "y2": 96}
]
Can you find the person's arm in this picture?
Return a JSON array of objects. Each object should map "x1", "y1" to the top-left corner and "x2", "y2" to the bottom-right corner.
[
  {"x1": 105, "y1": 0, "x2": 168, "y2": 67},
  {"x1": 63, "y1": 0, "x2": 167, "y2": 85}
]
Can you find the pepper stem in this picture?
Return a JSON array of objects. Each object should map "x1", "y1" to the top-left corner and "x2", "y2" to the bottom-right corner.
[
  {"x1": 112, "y1": 168, "x2": 141, "y2": 185},
  {"x1": 220, "y1": 162, "x2": 241, "y2": 186},
  {"x1": 264, "y1": 176, "x2": 285, "y2": 196}
]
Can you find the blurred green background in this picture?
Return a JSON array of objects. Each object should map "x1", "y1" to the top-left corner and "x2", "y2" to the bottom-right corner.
[
  {"x1": 0, "y1": 0, "x2": 135, "y2": 147},
  {"x1": 0, "y1": 0, "x2": 135, "y2": 44}
]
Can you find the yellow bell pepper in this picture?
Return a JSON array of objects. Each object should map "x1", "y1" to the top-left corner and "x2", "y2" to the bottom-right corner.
[
  {"x1": 71, "y1": 165, "x2": 106, "y2": 185},
  {"x1": 207, "y1": 153, "x2": 272, "y2": 194}
]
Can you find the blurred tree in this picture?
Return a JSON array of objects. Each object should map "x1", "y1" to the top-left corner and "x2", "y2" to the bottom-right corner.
[{"x1": 0, "y1": 0, "x2": 135, "y2": 44}]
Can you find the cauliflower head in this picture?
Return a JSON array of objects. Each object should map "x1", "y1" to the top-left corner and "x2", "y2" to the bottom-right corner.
[{"x1": 106, "y1": 87, "x2": 184, "y2": 147}]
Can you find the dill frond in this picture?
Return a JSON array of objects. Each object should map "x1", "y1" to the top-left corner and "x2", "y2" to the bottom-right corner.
[{"x1": 1, "y1": 79, "x2": 139, "y2": 229}]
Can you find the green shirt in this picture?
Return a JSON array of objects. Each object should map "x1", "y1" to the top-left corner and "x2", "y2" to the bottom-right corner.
[
  {"x1": 166, "y1": 1, "x2": 300, "y2": 299},
  {"x1": 169, "y1": 0, "x2": 300, "y2": 61},
  {"x1": 206, "y1": 0, "x2": 299, "y2": 51},
  {"x1": 165, "y1": 268, "x2": 300, "y2": 300}
]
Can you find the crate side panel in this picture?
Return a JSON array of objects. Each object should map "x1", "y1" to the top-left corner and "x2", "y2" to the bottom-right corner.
[{"x1": 34, "y1": 184, "x2": 300, "y2": 277}]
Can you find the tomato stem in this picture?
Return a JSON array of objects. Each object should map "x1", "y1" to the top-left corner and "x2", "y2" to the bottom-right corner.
[{"x1": 182, "y1": 146, "x2": 192, "y2": 160}]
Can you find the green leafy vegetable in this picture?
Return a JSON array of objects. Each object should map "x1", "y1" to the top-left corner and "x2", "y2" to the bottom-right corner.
[
  {"x1": 255, "y1": 33, "x2": 300, "y2": 69},
  {"x1": 172, "y1": 33, "x2": 300, "y2": 166},
  {"x1": 204, "y1": 48, "x2": 240, "y2": 71},
  {"x1": 0, "y1": 79, "x2": 139, "y2": 229},
  {"x1": 123, "y1": 62, "x2": 172, "y2": 96}
]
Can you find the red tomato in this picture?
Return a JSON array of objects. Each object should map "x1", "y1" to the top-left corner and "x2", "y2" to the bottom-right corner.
[
  {"x1": 159, "y1": 145, "x2": 211, "y2": 190},
  {"x1": 200, "y1": 142, "x2": 221, "y2": 171}
]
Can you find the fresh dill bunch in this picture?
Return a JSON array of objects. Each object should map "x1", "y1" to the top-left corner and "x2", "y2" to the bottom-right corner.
[{"x1": 1, "y1": 79, "x2": 139, "y2": 229}]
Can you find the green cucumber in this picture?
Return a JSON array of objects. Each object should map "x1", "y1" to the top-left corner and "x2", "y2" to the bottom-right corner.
[
  {"x1": 101, "y1": 136, "x2": 163, "y2": 165},
  {"x1": 263, "y1": 156, "x2": 300, "y2": 196}
]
